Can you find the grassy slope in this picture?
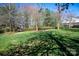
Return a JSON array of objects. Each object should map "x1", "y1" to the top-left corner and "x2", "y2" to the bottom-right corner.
[
  {"x1": 0, "y1": 29, "x2": 79, "y2": 53},
  {"x1": 0, "y1": 31, "x2": 36, "y2": 51}
]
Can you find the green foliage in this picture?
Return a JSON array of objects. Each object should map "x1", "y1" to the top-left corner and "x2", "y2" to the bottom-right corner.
[
  {"x1": 0, "y1": 30, "x2": 79, "y2": 56},
  {"x1": 38, "y1": 27, "x2": 53, "y2": 30},
  {"x1": 63, "y1": 28, "x2": 79, "y2": 32},
  {"x1": 5, "y1": 27, "x2": 11, "y2": 32},
  {"x1": 44, "y1": 9, "x2": 51, "y2": 26}
]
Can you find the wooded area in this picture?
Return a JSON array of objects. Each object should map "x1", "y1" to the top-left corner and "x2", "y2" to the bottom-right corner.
[{"x1": 0, "y1": 3, "x2": 78, "y2": 33}]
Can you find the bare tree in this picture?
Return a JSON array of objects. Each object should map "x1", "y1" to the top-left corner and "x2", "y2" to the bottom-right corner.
[
  {"x1": 67, "y1": 13, "x2": 75, "y2": 29},
  {"x1": 55, "y1": 3, "x2": 74, "y2": 30},
  {"x1": 24, "y1": 6, "x2": 42, "y2": 31}
]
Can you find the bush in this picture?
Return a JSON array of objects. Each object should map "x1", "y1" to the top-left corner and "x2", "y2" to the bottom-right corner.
[
  {"x1": 26, "y1": 27, "x2": 36, "y2": 31},
  {"x1": 0, "y1": 29, "x2": 5, "y2": 34},
  {"x1": 70, "y1": 28, "x2": 79, "y2": 32},
  {"x1": 39, "y1": 27, "x2": 53, "y2": 30},
  {"x1": 63, "y1": 28, "x2": 79, "y2": 32},
  {"x1": 5, "y1": 27, "x2": 11, "y2": 32},
  {"x1": 72, "y1": 25, "x2": 79, "y2": 28}
]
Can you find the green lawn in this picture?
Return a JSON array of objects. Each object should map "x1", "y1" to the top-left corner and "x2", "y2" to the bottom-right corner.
[
  {"x1": 0, "y1": 31, "x2": 36, "y2": 51},
  {"x1": 0, "y1": 29, "x2": 79, "y2": 56}
]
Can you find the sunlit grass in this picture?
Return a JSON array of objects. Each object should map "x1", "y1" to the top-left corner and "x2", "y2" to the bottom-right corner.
[{"x1": 0, "y1": 31, "x2": 36, "y2": 51}]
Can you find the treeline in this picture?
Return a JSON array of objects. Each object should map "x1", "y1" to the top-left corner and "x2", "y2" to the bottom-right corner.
[
  {"x1": 0, "y1": 3, "x2": 57, "y2": 33},
  {"x1": 0, "y1": 3, "x2": 74, "y2": 33}
]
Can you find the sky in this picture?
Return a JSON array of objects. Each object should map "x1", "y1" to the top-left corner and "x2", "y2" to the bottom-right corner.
[{"x1": 16, "y1": 3, "x2": 79, "y2": 16}]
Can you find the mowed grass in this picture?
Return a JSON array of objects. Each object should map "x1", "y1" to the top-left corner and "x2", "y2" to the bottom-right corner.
[
  {"x1": 0, "y1": 31, "x2": 37, "y2": 52},
  {"x1": 0, "y1": 29, "x2": 79, "y2": 55}
]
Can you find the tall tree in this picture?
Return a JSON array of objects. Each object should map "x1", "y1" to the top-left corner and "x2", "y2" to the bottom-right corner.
[
  {"x1": 9, "y1": 3, "x2": 16, "y2": 32},
  {"x1": 25, "y1": 6, "x2": 42, "y2": 31},
  {"x1": 0, "y1": 3, "x2": 16, "y2": 32},
  {"x1": 34, "y1": 8, "x2": 42, "y2": 31},
  {"x1": 67, "y1": 13, "x2": 75, "y2": 29},
  {"x1": 44, "y1": 8, "x2": 52, "y2": 27},
  {"x1": 55, "y1": 3, "x2": 74, "y2": 30}
]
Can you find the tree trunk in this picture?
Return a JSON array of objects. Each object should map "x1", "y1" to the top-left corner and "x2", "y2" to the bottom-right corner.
[
  {"x1": 69, "y1": 20, "x2": 72, "y2": 29},
  {"x1": 35, "y1": 22, "x2": 39, "y2": 31},
  {"x1": 9, "y1": 3, "x2": 12, "y2": 32},
  {"x1": 69, "y1": 22, "x2": 71, "y2": 29},
  {"x1": 57, "y1": 20, "x2": 60, "y2": 30},
  {"x1": 57, "y1": 12, "x2": 61, "y2": 30},
  {"x1": 57, "y1": 5, "x2": 61, "y2": 30},
  {"x1": 69, "y1": 17, "x2": 72, "y2": 29}
]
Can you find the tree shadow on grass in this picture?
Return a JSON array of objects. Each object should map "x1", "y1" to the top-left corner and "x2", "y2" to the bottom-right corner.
[
  {"x1": 47, "y1": 33, "x2": 74, "y2": 56},
  {"x1": 69, "y1": 38, "x2": 79, "y2": 56}
]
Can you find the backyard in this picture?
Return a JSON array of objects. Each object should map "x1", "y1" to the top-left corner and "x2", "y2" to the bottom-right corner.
[{"x1": 0, "y1": 3, "x2": 79, "y2": 56}]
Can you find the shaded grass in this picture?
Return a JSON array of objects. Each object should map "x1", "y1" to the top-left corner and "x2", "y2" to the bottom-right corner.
[{"x1": 0, "y1": 29, "x2": 79, "y2": 55}]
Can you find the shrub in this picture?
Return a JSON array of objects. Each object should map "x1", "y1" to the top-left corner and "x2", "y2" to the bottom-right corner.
[
  {"x1": 25, "y1": 27, "x2": 35, "y2": 31},
  {"x1": 0, "y1": 28, "x2": 5, "y2": 34},
  {"x1": 5, "y1": 27, "x2": 11, "y2": 32},
  {"x1": 64, "y1": 28, "x2": 79, "y2": 32},
  {"x1": 39, "y1": 27, "x2": 53, "y2": 30}
]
